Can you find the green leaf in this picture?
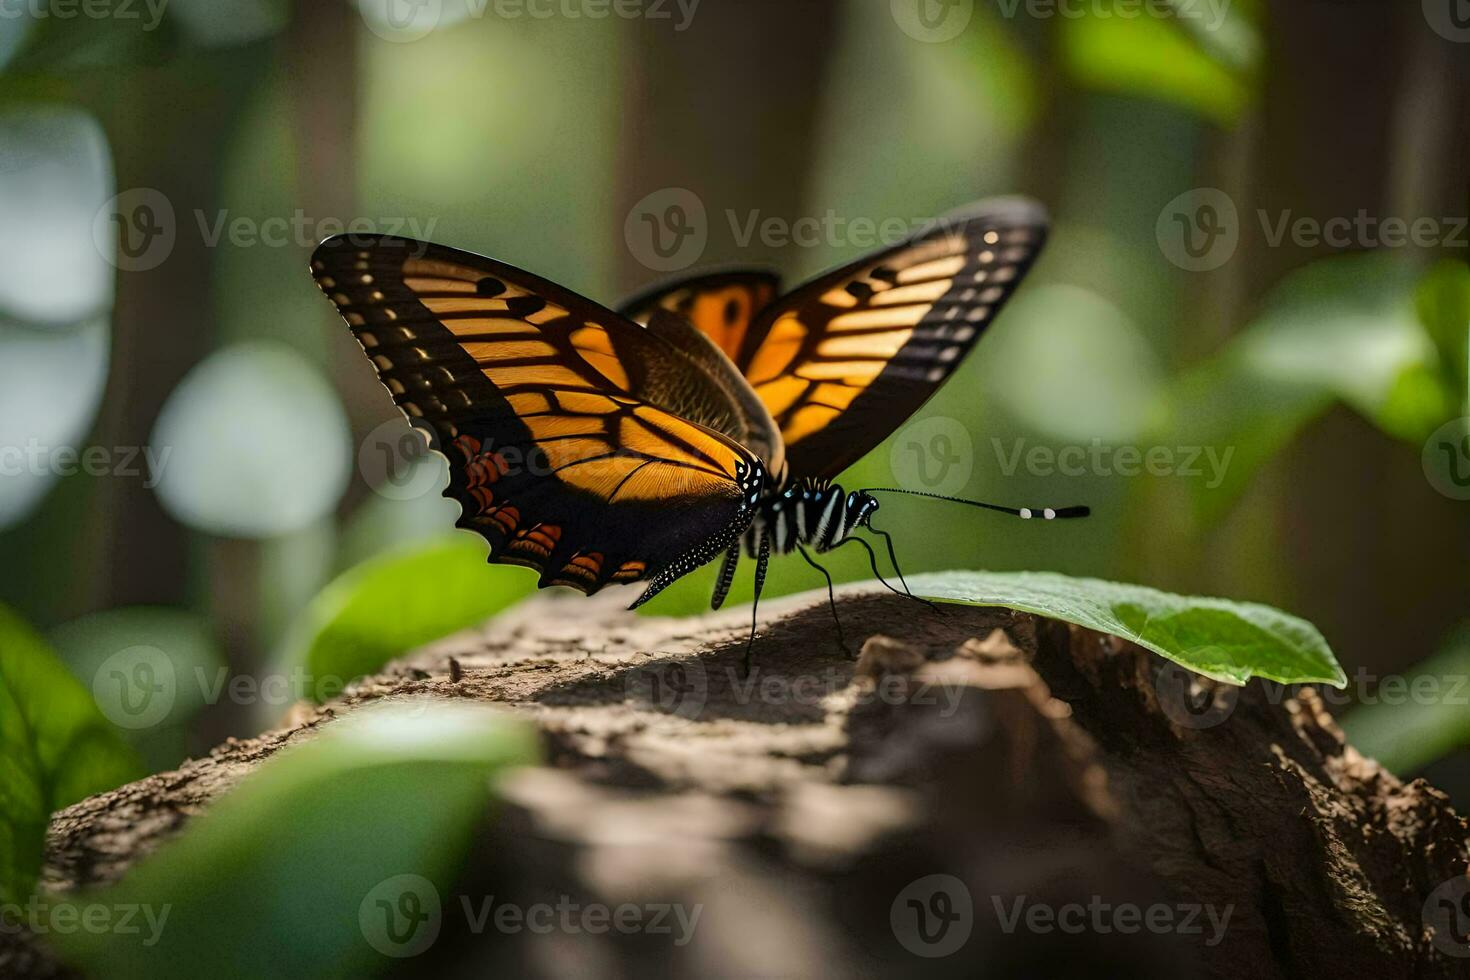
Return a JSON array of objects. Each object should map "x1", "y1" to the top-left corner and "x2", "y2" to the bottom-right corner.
[
  {"x1": 281, "y1": 535, "x2": 535, "y2": 702},
  {"x1": 1164, "y1": 252, "x2": 1441, "y2": 523},
  {"x1": 1415, "y1": 259, "x2": 1470, "y2": 412},
  {"x1": 50, "y1": 701, "x2": 539, "y2": 979},
  {"x1": 911, "y1": 570, "x2": 1345, "y2": 687},
  {"x1": 1059, "y1": 5, "x2": 1260, "y2": 126},
  {"x1": 0, "y1": 603, "x2": 142, "y2": 903}
]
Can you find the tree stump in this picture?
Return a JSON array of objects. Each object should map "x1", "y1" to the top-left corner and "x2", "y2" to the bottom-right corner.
[{"x1": 7, "y1": 585, "x2": 1469, "y2": 977}]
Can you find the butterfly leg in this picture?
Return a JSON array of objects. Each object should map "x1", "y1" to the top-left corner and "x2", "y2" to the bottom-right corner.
[
  {"x1": 865, "y1": 520, "x2": 944, "y2": 616},
  {"x1": 834, "y1": 536, "x2": 942, "y2": 615},
  {"x1": 742, "y1": 532, "x2": 771, "y2": 677},
  {"x1": 710, "y1": 541, "x2": 741, "y2": 610},
  {"x1": 797, "y1": 545, "x2": 851, "y2": 658}
]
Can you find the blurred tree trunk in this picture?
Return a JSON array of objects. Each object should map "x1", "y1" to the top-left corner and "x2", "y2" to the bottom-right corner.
[
  {"x1": 23, "y1": 52, "x2": 272, "y2": 623},
  {"x1": 611, "y1": 0, "x2": 842, "y2": 289},
  {"x1": 1220, "y1": 1, "x2": 1470, "y2": 681}
]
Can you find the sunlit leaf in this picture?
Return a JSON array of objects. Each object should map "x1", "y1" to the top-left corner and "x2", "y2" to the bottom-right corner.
[
  {"x1": 281, "y1": 535, "x2": 535, "y2": 702},
  {"x1": 0, "y1": 603, "x2": 142, "y2": 903},
  {"x1": 1166, "y1": 253, "x2": 1443, "y2": 522},
  {"x1": 1415, "y1": 259, "x2": 1470, "y2": 411},
  {"x1": 50, "y1": 701, "x2": 539, "y2": 979},
  {"x1": 913, "y1": 569, "x2": 1345, "y2": 686},
  {"x1": 149, "y1": 341, "x2": 352, "y2": 539},
  {"x1": 1060, "y1": 8, "x2": 1256, "y2": 126}
]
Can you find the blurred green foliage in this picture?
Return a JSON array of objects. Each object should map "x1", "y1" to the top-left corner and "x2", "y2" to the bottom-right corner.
[
  {"x1": 0, "y1": 2, "x2": 1465, "y2": 932},
  {"x1": 283, "y1": 536, "x2": 534, "y2": 702},
  {"x1": 50, "y1": 701, "x2": 538, "y2": 979},
  {"x1": 0, "y1": 604, "x2": 141, "y2": 903}
]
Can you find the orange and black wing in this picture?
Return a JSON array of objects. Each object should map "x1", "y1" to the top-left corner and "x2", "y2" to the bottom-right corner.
[
  {"x1": 312, "y1": 234, "x2": 766, "y2": 601},
  {"x1": 733, "y1": 198, "x2": 1047, "y2": 480},
  {"x1": 618, "y1": 270, "x2": 781, "y2": 365}
]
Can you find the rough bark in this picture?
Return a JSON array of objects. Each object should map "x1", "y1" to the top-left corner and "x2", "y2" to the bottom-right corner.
[{"x1": 6, "y1": 586, "x2": 1469, "y2": 977}]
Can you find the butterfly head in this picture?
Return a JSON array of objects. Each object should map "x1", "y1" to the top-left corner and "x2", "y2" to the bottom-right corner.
[{"x1": 846, "y1": 489, "x2": 880, "y2": 529}]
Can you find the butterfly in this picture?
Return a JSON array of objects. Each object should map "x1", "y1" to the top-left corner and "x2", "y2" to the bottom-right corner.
[{"x1": 311, "y1": 197, "x2": 1087, "y2": 662}]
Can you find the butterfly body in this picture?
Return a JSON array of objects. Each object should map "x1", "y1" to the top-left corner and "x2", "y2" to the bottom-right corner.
[
  {"x1": 311, "y1": 197, "x2": 1059, "y2": 640},
  {"x1": 747, "y1": 478, "x2": 878, "y2": 557}
]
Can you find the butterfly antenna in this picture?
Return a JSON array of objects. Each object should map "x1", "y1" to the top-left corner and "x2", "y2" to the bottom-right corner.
[{"x1": 861, "y1": 488, "x2": 1090, "y2": 521}]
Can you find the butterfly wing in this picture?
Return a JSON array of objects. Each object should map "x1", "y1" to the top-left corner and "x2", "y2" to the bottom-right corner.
[
  {"x1": 618, "y1": 270, "x2": 781, "y2": 365},
  {"x1": 312, "y1": 234, "x2": 766, "y2": 599},
  {"x1": 733, "y1": 198, "x2": 1047, "y2": 480}
]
